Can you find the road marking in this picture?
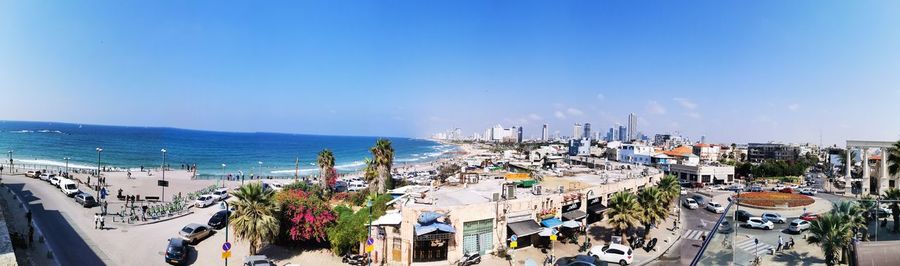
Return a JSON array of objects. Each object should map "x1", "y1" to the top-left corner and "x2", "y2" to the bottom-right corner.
[
  {"x1": 682, "y1": 229, "x2": 707, "y2": 240},
  {"x1": 734, "y1": 238, "x2": 773, "y2": 255}
]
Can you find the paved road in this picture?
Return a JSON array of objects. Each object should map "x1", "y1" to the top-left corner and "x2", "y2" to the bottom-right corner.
[{"x1": 3, "y1": 176, "x2": 107, "y2": 266}]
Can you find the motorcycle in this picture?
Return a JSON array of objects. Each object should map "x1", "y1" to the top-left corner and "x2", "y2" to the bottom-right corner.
[
  {"x1": 458, "y1": 252, "x2": 481, "y2": 266},
  {"x1": 342, "y1": 253, "x2": 370, "y2": 265}
]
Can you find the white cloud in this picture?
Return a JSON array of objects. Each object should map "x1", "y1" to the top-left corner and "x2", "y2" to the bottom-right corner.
[
  {"x1": 647, "y1": 101, "x2": 667, "y2": 115},
  {"x1": 686, "y1": 112, "x2": 701, "y2": 119},
  {"x1": 566, "y1": 108, "x2": 584, "y2": 116},
  {"x1": 596, "y1": 93, "x2": 605, "y2": 100},
  {"x1": 787, "y1": 103, "x2": 800, "y2": 111},
  {"x1": 673, "y1": 97, "x2": 697, "y2": 110},
  {"x1": 554, "y1": 111, "x2": 567, "y2": 119},
  {"x1": 528, "y1": 113, "x2": 542, "y2": 120}
]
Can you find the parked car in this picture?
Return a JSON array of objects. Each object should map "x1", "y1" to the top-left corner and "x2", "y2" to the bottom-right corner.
[
  {"x1": 744, "y1": 217, "x2": 774, "y2": 230},
  {"x1": 773, "y1": 184, "x2": 786, "y2": 191},
  {"x1": 589, "y1": 243, "x2": 633, "y2": 265},
  {"x1": 691, "y1": 195, "x2": 706, "y2": 208},
  {"x1": 749, "y1": 186, "x2": 763, "y2": 192},
  {"x1": 799, "y1": 188, "x2": 817, "y2": 195},
  {"x1": 179, "y1": 223, "x2": 212, "y2": 244},
  {"x1": 49, "y1": 175, "x2": 61, "y2": 187},
  {"x1": 25, "y1": 171, "x2": 37, "y2": 178},
  {"x1": 208, "y1": 210, "x2": 231, "y2": 230},
  {"x1": 735, "y1": 210, "x2": 752, "y2": 222},
  {"x1": 74, "y1": 192, "x2": 97, "y2": 207},
  {"x1": 682, "y1": 198, "x2": 699, "y2": 209},
  {"x1": 779, "y1": 187, "x2": 795, "y2": 193},
  {"x1": 39, "y1": 173, "x2": 50, "y2": 181},
  {"x1": 165, "y1": 238, "x2": 188, "y2": 265},
  {"x1": 244, "y1": 255, "x2": 277, "y2": 266},
  {"x1": 788, "y1": 219, "x2": 811, "y2": 233},
  {"x1": 195, "y1": 195, "x2": 215, "y2": 208},
  {"x1": 212, "y1": 188, "x2": 229, "y2": 201},
  {"x1": 706, "y1": 201, "x2": 725, "y2": 213},
  {"x1": 800, "y1": 213, "x2": 820, "y2": 221},
  {"x1": 59, "y1": 179, "x2": 79, "y2": 197},
  {"x1": 761, "y1": 212, "x2": 787, "y2": 224}
]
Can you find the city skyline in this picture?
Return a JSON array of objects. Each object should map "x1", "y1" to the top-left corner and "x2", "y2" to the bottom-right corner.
[{"x1": 2, "y1": 1, "x2": 900, "y2": 145}]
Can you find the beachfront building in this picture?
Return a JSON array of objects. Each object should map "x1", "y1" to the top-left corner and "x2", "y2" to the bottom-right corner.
[
  {"x1": 667, "y1": 163, "x2": 735, "y2": 185},
  {"x1": 369, "y1": 164, "x2": 661, "y2": 266}
]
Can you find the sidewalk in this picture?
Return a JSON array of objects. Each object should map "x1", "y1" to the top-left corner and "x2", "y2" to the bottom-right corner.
[
  {"x1": 0, "y1": 183, "x2": 58, "y2": 266},
  {"x1": 635, "y1": 205, "x2": 686, "y2": 265}
]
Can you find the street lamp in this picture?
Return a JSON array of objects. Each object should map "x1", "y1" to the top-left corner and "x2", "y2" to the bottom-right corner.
[
  {"x1": 366, "y1": 199, "x2": 373, "y2": 266},
  {"x1": 221, "y1": 164, "x2": 227, "y2": 188},
  {"x1": 8, "y1": 150, "x2": 13, "y2": 173},
  {"x1": 161, "y1": 149, "x2": 167, "y2": 202},
  {"x1": 257, "y1": 161, "x2": 263, "y2": 179},
  {"x1": 96, "y1": 148, "x2": 103, "y2": 199},
  {"x1": 63, "y1": 157, "x2": 71, "y2": 176}
]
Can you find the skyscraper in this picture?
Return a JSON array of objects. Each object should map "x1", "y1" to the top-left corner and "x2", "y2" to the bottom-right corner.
[
  {"x1": 584, "y1": 123, "x2": 592, "y2": 140},
  {"x1": 541, "y1": 124, "x2": 549, "y2": 141},
  {"x1": 618, "y1": 124, "x2": 627, "y2": 142},
  {"x1": 573, "y1": 123, "x2": 583, "y2": 139},
  {"x1": 627, "y1": 113, "x2": 637, "y2": 141},
  {"x1": 516, "y1": 126, "x2": 524, "y2": 143}
]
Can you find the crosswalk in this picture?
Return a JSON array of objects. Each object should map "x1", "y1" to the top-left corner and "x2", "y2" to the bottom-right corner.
[
  {"x1": 682, "y1": 229, "x2": 707, "y2": 240},
  {"x1": 734, "y1": 238, "x2": 774, "y2": 255}
]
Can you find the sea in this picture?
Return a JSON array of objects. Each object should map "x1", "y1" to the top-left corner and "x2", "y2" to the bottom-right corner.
[{"x1": 0, "y1": 121, "x2": 454, "y2": 178}]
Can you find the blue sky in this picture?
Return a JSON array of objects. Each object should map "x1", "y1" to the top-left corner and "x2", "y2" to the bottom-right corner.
[{"x1": 1, "y1": 1, "x2": 899, "y2": 145}]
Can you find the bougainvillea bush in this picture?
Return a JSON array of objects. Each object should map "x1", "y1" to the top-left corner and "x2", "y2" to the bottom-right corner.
[{"x1": 275, "y1": 188, "x2": 336, "y2": 242}]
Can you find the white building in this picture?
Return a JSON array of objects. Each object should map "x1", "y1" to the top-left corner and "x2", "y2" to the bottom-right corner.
[
  {"x1": 668, "y1": 163, "x2": 735, "y2": 185},
  {"x1": 617, "y1": 143, "x2": 654, "y2": 165},
  {"x1": 573, "y1": 123, "x2": 584, "y2": 140}
]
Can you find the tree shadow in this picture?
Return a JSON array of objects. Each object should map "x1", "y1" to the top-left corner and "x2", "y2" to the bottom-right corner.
[{"x1": 770, "y1": 250, "x2": 825, "y2": 266}]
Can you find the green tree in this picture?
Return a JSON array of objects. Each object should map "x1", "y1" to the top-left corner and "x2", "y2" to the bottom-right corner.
[
  {"x1": 637, "y1": 187, "x2": 667, "y2": 240},
  {"x1": 371, "y1": 139, "x2": 395, "y2": 194},
  {"x1": 657, "y1": 175, "x2": 680, "y2": 206},
  {"x1": 317, "y1": 149, "x2": 336, "y2": 189},
  {"x1": 883, "y1": 188, "x2": 900, "y2": 233},
  {"x1": 327, "y1": 194, "x2": 393, "y2": 255},
  {"x1": 606, "y1": 191, "x2": 640, "y2": 245},
  {"x1": 888, "y1": 140, "x2": 900, "y2": 177},
  {"x1": 231, "y1": 182, "x2": 280, "y2": 255},
  {"x1": 832, "y1": 201, "x2": 869, "y2": 241},
  {"x1": 807, "y1": 212, "x2": 853, "y2": 265}
]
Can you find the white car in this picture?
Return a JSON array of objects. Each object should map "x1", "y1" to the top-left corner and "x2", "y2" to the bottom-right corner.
[
  {"x1": 706, "y1": 202, "x2": 725, "y2": 213},
  {"x1": 773, "y1": 184, "x2": 786, "y2": 191},
  {"x1": 348, "y1": 182, "x2": 368, "y2": 192},
  {"x1": 682, "y1": 198, "x2": 699, "y2": 209},
  {"x1": 761, "y1": 212, "x2": 787, "y2": 224},
  {"x1": 799, "y1": 188, "x2": 817, "y2": 196},
  {"x1": 589, "y1": 243, "x2": 634, "y2": 265},
  {"x1": 212, "y1": 188, "x2": 229, "y2": 201},
  {"x1": 49, "y1": 175, "x2": 61, "y2": 187},
  {"x1": 788, "y1": 219, "x2": 811, "y2": 233},
  {"x1": 744, "y1": 217, "x2": 774, "y2": 230},
  {"x1": 39, "y1": 173, "x2": 51, "y2": 181},
  {"x1": 59, "y1": 179, "x2": 79, "y2": 197},
  {"x1": 195, "y1": 195, "x2": 215, "y2": 208}
]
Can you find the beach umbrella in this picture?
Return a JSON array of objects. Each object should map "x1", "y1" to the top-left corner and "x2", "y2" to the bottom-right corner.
[{"x1": 562, "y1": 220, "x2": 581, "y2": 228}]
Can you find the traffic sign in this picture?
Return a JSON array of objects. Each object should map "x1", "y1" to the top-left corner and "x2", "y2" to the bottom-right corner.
[
  {"x1": 222, "y1": 242, "x2": 232, "y2": 251},
  {"x1": 222, "y1": 250, "x2": 232, "y2": 259},
  {"x1": 366, "y1": 238, "x2": 375, "y2": 245},
  {"x1": 510, "y1": 241, "x2": 518, "y2": 248},
  {"x1": 365, "y1": 245, "x2": 374, "y2": 253},
  {"x1": 510, "y1": 234, "x2": 518, "y2": 242}
]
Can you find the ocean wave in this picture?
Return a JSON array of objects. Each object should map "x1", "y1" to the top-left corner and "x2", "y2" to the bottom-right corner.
[
  {"x1": 270, "y1": 168, "x2": 319, "y2": 174},
  {"x1": 8, "y1": 129, "x2": 64, "y2": 134},
  {"x1": 9, "y1": 130, "x2": 33, "y2": 133},
  {"x1": 17, "y1": 159, "x2": 97, "y2": 170}
]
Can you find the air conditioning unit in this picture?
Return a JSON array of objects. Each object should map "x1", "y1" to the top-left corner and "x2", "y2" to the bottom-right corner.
[
  {"x1": 492, "y1": 193, "x2": 500, "y2": 202},
  {"x1": 557, "y1": 185, "x2": 564, "y2": 193},
  {"x1": 532, "y1": 185, "x2": 543, "y2": 195},
  {"x1": 506, "y1": 184, "x2": 516, "y2": 200}
]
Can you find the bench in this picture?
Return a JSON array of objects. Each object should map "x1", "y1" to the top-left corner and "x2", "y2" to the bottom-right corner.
[{"x1": 145, "y1": 196, "x2": 160, "y2": 202}]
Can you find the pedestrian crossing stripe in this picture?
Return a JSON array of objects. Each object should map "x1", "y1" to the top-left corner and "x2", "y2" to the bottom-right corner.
[
  {"x1": 682, "y1": 230, "x2": 707, "y2": 240},
  {"x1": 734, "y1": 238, "x2": 773, "y2": 254}
]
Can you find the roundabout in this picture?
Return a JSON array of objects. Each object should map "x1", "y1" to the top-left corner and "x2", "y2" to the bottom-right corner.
[{"x1": 734, "y1": 192, "x2": 815, "y2": 209}]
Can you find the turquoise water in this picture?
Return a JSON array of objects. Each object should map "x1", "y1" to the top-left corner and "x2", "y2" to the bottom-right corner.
[{"x1": 0, "y1": 121, "x2": 453, "y2": 177}]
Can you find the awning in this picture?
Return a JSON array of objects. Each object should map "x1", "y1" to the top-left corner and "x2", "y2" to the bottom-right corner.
[
  {"x1": 414, "y1": 222, "x2": 455, "y2": 236},
  {"x1": 508, "y1": 220, "x2": 542, "y2": 237},
  {"x1": 371, "y1": 210, "x2": 402, "y2": 226},
  {"x1": 588, "y1": 204, "x2": 608, "y2": 215},
  {"x1": 562, "y1": 210, "x2": 587, "y2": 221},
  {"x1": 541, "y1": 218, "x2": 562, "y2": 228}
]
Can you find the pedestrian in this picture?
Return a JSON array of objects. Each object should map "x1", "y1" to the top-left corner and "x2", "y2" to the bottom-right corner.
[
  {"x1": 93, "y1": 213, "x2": 99, "y2": 229},
  {"x1": 26, "y1": 210, "x2": 32, "y2": 225},
  {"x1": 777, "y1": 235, "x2": 784, "y2": 252},
  {"x1": 102, "y1": 201, "x2": 108, "y2": 215},
  {"x1": 100, "y1": 214, "x2": 105, "y2": 230},
  {"x1": 28, "y1": 226, "x2": 34, "y2": 247}
]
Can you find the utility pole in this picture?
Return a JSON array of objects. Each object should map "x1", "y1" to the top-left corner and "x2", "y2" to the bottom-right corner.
[
  {"x1": 161, "y1": 149, "x2": 167, "y2": 202},
  {"x1": 295, "y1": 157, "x2": 299, "y2": 181}
]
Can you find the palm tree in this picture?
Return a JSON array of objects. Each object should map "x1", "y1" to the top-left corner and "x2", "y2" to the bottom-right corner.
[
  {"x1": 317, "y1": 149, "x2": 336, "y2": 189},
  {"x1": 807, "y1": 212, "x2": 852, "y2": 266},
  {"x1": 657, "y1": 175, "x2": 681, "y2": 206},
  {"x1": 883, "y1": 188, "x2": 900, "y2": 232},
  {"x1": 370, "y1": 139, "x2": 394, "y2": 194},
  {"x1": 637, "y1": 187, "x2": 667, "y2": 240},
  {"x1": 833, "y1": 201, "x2": 869, "y2": 241},
  {"x1": 231, "y1": 182, "x2": 280, "y2": 255},
  {"x1": 888, "y1": 140, "x2": 900, "y2": 177},
  {"x1": 607, "y1": 191, "x2": 641, "y2": 245},
  {"x1": 362, "y1": 157, "x2": 377, "y2": 182}
]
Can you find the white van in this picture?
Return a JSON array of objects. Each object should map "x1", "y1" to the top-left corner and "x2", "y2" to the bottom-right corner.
[{"x1": 59, "y1": 179, "x2": 79, "y2": 197}]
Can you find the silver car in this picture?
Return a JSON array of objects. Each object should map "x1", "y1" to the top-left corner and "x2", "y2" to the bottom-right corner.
[{"x1": 179, "y1": 223, "x2": 212, "y2": 244}]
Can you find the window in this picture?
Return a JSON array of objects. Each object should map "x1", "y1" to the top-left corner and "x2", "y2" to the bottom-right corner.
[{"x1": 608, "y1": 249, "x2": 624, "y2": 255}]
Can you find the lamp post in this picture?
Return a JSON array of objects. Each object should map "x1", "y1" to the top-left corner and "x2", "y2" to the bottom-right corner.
[
  {"x1": 161, "y1": 149, "x2": 167, "y2": 202},
  {"x1": 96, "y1": 148, "x2": 103, "y2": 199},
  {"x1": 8, "y1": 150, "x2": 13, "y2": 173},
  {"x1": 257, "y1": 161, "x2": 263, "y2": 180},
  {"x1": 366, "y1": 198, "x2": 373, "y2": 266},
  {"x1": 63, "y1": 157, "x2": 70, "y2": 176},
  {"x1": 221, "y1": 164, "x2": 226, "y2": 188}
]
